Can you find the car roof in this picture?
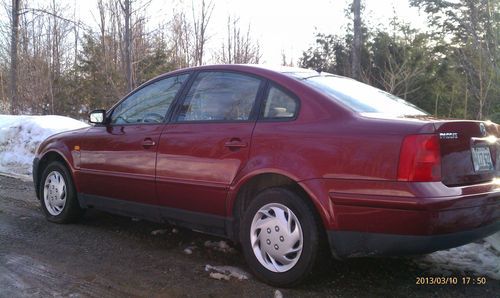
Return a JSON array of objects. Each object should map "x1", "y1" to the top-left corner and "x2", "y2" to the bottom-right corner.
[{"x1": 161, "y1": 64, "x2": 320, "y2": 80}]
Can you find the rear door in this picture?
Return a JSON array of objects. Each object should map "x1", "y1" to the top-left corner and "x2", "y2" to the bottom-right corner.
[
  {"x1": 156, "y1": 71, "x2": 264, "y2": 220},
  {"x1": 79, "y1": 74, "x2": 190, "y2": 212}
]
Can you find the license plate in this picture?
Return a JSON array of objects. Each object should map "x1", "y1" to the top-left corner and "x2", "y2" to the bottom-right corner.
[{"x1": 471, "y1": 147, "x2": 494, "y2": 172}]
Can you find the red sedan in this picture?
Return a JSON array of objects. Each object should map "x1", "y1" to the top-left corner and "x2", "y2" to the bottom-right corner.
[{"x1": 33, "y1": 64, "x2": 500, "y2": 286}]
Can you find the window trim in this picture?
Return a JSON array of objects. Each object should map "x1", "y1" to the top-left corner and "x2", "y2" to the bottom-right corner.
[
  {"x1": 105, "y1": 71, "x2": 193, "y2": 126},
  {"x1": 170, "y1": 70, "x2": 266, "y2": 124},
  {"x1": 257, "y1": 82, "x2": 301, "y2": 122}
]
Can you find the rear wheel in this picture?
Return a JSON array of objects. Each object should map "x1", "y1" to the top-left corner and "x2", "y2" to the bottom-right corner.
[
  {"x1": 240, "y1": 187, "x2": 327, "y2": 287},
  {"x1": 39, "y1": 161, "x2": 84, "y2": 223}
]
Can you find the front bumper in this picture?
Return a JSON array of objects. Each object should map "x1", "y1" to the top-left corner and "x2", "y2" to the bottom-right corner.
[
  {"x1": 328, "y1": 220, "x2": 500, "y2": 258},
  {"x1": 33, "y1": 157, "x2": 40, "y2": 199}
]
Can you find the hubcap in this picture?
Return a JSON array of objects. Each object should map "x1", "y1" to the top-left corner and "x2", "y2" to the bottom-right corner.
[
  {"x1": 250, "y1": 203, "x2": 303, "y2": 272},
  {"x1": 43, "y1": 171, "x2": 67, "y2": 216}
]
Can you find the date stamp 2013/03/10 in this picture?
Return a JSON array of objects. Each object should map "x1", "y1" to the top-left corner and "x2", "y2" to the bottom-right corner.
[{"x1": 416, "y1": 276, "x2": 488, "y2": 285}]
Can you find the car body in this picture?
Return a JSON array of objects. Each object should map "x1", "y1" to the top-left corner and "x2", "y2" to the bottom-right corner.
[{"x1": 33, "y1": 64, "x2": 500, "y2": 286}]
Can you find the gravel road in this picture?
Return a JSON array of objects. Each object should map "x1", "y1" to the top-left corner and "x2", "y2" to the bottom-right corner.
[{"x1": 0, "y1": 175, "x2": 498, "y2": 297}]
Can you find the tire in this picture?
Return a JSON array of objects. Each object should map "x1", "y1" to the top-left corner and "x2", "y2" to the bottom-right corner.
[
  {"x1": 240, "y1": 187, "x2": 327, "y2": 287},
  {"x1": 39, "y1": 161, "x2": 84, "y2": 223}
]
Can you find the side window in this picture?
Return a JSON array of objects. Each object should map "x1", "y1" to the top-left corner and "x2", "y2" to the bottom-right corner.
[
  {"x1": 262, "y1": 86, "x2": 298, "y2": 119},
  {"x1": 111, "y1": 74, "x2": 189, "y2": 124},
  {"x1": 177, "y1": 72, "x2": 261, "y2": 122}
]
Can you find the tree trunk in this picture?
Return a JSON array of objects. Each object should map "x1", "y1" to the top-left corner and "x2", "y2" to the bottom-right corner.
[
  {"x1": 123, "y1": 0, "x2": 132, "y2": 92},
  {"x1": 351, "y1": 0, "x2": 362, "y2": 81},
  {"x1": 9, "y1": 0, "x2": 20, "y2": 114}
]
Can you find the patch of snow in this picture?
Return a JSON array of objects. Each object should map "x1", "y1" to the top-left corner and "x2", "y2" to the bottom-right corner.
[
  {"x1": 183, "y1": 246, "x2": 196, "y2": 255},
  {"x1": 209, "y1": 272, "x2": 230, "y2": 281},
  {"x1": 485, "y1": 232, "x2": 500, "y2": 252},
  {"x1": 274, "y1": 290, "x2": 283, "y2": 298},
  {"x1": 204, "y1": 240, "x2": 235, "y2": 253},
  {"x1": 205, "y1": 264, "x2": 249, "y2": 281},
  {"x1": 171, "y1": 228, "x2": 179, "y2": 234},
  {"x1": 414, "y1": 241, "x2": 500, "y2": 280},
  {"x1": 0, "y1": 115, "x2": 88, "y2": 178},
  {"x1": 151, "y1": 229, "x2": 167, "y2": 236}
]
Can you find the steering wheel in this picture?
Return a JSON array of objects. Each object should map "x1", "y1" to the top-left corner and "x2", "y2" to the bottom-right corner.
[{"x1": 142, "y1": 112, "x2": 164, "y2": 123}]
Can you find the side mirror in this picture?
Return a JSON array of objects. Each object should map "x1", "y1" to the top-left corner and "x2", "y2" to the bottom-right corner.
[{"x1": 89, "y1": 109, "x2": 107, "y2": 124}]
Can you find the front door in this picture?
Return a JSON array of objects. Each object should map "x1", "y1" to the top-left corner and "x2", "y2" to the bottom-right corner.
[
  {"x1": 156, "y1": 71, "x2": 264, "y2": 220},
  {"x1": 79, "y1": 74, "x2": 190, "y2": 211}
]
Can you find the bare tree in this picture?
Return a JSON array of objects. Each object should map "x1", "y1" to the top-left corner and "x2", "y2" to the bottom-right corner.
[
  {"x1": 9, "y1": 0, "x2": 20, "y2": 114},
  {"x1": 120, "y1": 0, "x2": 133, "y2": 92},
  {"x1": 191, "y1": 0, "x2": 214, "y2": 66},
  {"x1": 168, "y1": 11, "x2": 192, "y2": 68},
  {"x1": 217, "y1": 16, "x2": 261, "y2": 64},
  {"x1": 351, "y1": 0, "x2": 362, "y2": 80}
]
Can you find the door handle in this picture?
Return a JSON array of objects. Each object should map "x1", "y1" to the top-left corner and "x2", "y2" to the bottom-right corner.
[
  {"x1": 142, "y1": 138, "x2": 156, "y2": 148},
  {"x1": 224, "y1": 139, "x2": 247, "y2": 149}
]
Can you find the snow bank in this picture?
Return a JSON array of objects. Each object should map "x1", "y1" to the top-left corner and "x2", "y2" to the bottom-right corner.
[
  {"x1": 415, "y1": 238, "x2": 500, "y2": 280},
  {"x1": 0, "y1": 115, "x2": 88, "y2": 178}
]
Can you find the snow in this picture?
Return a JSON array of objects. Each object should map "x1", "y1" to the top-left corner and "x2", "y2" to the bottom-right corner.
[
  {"x1": 415, "y1": 237, "x2": 500, "y2": 280},
  {"x1": 205, "y1": 265, "x2": 249, "y2": 281},
  {"x1": 150, "y1": 229, "x2": 167, "y2": 236},
  {"x1": 204, "y1": 240, "x2": 236, "y2": 254},
  {"x1": 0, "y1": 115, "x2": 88, "y2": 179}
]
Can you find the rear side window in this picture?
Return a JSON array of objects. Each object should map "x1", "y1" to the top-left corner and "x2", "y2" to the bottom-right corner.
[
  {"x1": 302, "y1": 75, "x2": 426, "y2": 116},
  {"x1": 176, "y1": 72, "x2": 261, "y2": 122},
  {"x1": 262, "y1": 86, "x2": 298, "y2": 119},
  {"x1": 111, "y1": 74, "x2": 189, "y2": 124}
]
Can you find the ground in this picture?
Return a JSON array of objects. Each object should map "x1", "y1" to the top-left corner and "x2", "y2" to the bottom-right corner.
[{"x1": 0, "y1": 175, "x2": 498, "y2": 297}]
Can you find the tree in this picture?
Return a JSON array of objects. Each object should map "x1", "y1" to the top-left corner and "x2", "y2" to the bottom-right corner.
[
  {"x1": 351, "y1": 0, "x2": 361, "y2": 80},
  {"x1": 119, "y1": 0, "x2": 132, "y2": 92},
  {"x1": 9, "y1": 0, "x2": 20, "y2": 114},
  {"x1": 217, "y1": 16, "x2": 261, "y2": 64},
  {"x1": 299, "y1": 33, "x2": 350, "y2": 75},
  {"x1": 191, "y1": 0, "x2": 214, "y2": 66},
  {"x1": 410, "y1": 0, "x2": 500, "y2": 119}
]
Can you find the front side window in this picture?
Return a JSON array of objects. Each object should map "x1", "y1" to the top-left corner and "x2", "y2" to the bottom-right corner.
[
  {"x1": 111, "y1": 74, "x2": 189, "y2": 124},
  {"x1": 262, "y1": 86, "x2": 298, "y2": 119},
  {"x1": 176, "y1": 72, "x2": 261, "y2": 122}
]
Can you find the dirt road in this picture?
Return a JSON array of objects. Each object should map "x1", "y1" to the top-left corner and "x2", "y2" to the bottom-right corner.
[{"x1": 0, "y1": 175, "x2": 498, "y2": 297}]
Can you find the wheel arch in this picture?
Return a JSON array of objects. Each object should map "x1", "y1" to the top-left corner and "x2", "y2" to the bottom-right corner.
[
  {"x1": 35, "y1": 150, "x2": 74, "y2": 199},
  {"x1": 227, "y1": 171, "x2": 330, "y2": 242}
]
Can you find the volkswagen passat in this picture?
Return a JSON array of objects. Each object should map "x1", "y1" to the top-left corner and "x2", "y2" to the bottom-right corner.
[{"x1": 33, "y1": 65, "x2": 500, "y2": 286}]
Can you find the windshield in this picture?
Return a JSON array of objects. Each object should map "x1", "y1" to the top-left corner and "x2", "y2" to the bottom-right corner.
[{"x1": 299, "y1": 75, "x2": 427, "y2": 116}]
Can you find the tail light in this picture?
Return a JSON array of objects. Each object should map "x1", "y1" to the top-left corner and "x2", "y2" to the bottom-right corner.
[{"x1": 398, "y1": 134, "x2": 441, "y2": 182}]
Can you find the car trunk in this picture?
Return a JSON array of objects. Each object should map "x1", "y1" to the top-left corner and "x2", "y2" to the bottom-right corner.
[{"x1": 434, "y1": 120, "x2": 499, "y2": 186}]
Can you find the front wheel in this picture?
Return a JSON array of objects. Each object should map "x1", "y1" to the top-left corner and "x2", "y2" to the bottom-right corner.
[
  {"x1": 240, "y1": 187, "x2": 327, "y2": 287},
  {"x1": 39, "y1": 161, "x2": 84, "y2": 223}
]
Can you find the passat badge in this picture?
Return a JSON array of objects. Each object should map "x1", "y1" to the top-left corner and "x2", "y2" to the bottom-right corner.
[{"x1": 439, "y1": 132, "x2": 458, "y2": 140}]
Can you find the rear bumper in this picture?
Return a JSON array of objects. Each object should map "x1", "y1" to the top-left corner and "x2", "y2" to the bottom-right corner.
[
  {"x1": 297, "y1": 179, "x2": 500, "y2": 258},
  {"x1": 328, "y1": 221, "x2": 500, "y2": 258}
]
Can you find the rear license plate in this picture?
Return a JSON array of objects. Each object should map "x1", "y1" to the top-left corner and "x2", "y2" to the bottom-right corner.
[{"x1": 471, "y1": 147, "x2": 494, "y2": 172}]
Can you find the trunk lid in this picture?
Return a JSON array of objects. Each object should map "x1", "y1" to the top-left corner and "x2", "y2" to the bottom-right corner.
[{"x1": 434, "y1": 120, "x2": 499, "y2": 186}]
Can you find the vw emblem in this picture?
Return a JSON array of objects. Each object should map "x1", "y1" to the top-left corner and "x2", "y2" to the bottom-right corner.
[{"x1": 479, "y1": 123, "x2": 487, "y2": 136}]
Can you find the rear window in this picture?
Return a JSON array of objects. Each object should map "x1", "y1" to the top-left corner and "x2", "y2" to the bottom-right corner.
[{"x1": 301, "y1": 75, "x2": 426, "y2": 116}]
